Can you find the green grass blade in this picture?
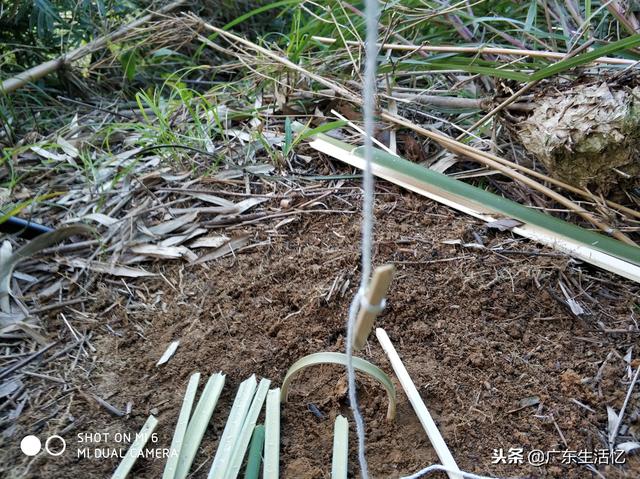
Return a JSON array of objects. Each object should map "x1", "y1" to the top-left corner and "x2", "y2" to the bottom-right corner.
[
  {"x1": 221, "y1": 0, "x2": 301, "y2": 32},
  {"x1": 531, "y1": 34, "x2": 640, "y2": 80},
  {"x1": 295, "y1": 120, "x2": 348, "y2": 143},
  {"x1": 386, "y1": 61, "x2": 530, "y2": 82}
]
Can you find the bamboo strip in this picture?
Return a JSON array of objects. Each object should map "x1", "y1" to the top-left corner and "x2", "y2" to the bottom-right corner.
[
  {"x1": 244, "y1": 425, "x2": 265, "y2": 479},
  {"x1": 263, "y1": 388, "x2": 281, "y2": 479},
  {"x1": 304, "y1": 130, "x2": 640, "y2": 283},
  {"x1": 175, "y1": 373, "x2": 226, "y2": 479},
  {"x1": 208, "y1": 375, "x2": 258, "y2": 479},
  {"x1": 111, "y1": 415, "x2": 159, "y2": 479},
  {"x1": 163, "y1": 373, "x2": 200, "y2": 479},
  {"x1": 331, "y1": 415, "x2": 349, "y2": 478},
  {"x1": 376, "y1": 328, "x2": 463, "y2": 479}
]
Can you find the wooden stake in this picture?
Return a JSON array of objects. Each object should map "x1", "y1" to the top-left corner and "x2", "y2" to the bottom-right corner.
[
  {"x1": 376, "y1": 328, "x2": 463, "y2": 479},
  {"x1": 353, "y1": 265, "x2": 395, "y2": 350}
]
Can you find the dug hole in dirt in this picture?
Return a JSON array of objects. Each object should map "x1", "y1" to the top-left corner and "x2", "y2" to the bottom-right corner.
[{"x1": 4, "y1": 178, "x2": 639, "y2": 479}]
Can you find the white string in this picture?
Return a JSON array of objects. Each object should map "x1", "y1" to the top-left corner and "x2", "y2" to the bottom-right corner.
[
  {"x1": 358, "y1": 290, "x2": 386, "y2": 314},
  {"x1": 345, "y1": 0, "x2": 379, "y2": 477},
  {"x1": 401, "y1": 464, "x2": 502, "y2": 479}
]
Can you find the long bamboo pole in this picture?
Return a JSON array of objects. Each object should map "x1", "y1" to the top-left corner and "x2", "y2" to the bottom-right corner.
[
  {"x1": 193, "y1": 19, "x2": 639, "y2": 243},
  {"x1": 301, "y1": 129, "x2": 640, "y2": 282},
  {"x1": 0, "y1": 0, "x2": 186, "y2": 94}
]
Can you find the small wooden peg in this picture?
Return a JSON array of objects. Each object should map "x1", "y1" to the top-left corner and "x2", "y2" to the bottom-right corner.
[{"x1": 353, "y1": 264, "x2": 395, "y2": 350}]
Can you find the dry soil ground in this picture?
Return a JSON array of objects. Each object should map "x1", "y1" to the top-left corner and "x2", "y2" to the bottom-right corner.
[{"x1": 4, "y1": 183, "x2": 640, "y2": 478}]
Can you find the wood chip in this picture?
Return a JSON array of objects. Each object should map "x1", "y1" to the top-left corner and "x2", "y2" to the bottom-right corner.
[{"x1": 156, "y1": 340, "x2": 180, "y2": 366}]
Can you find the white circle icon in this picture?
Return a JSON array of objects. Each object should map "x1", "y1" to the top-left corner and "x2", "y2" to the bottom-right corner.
[
  {"x1": 20, "y1": 435, "x2": 42, "y2": 456},
  {"x1": 45, "y1": 435, "x2": 66, "y2": 456}
]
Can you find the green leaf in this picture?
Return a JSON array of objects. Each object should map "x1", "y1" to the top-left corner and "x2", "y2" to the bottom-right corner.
[
  {"x1": 532, "y1": 34, "x2": 640, "y2": 81},
  {"x1": 385, "y1": 60, "x2": 530, "y2": 82},
  {"x1": 120, "y1": 49, "x2": 140, "y2": 82},
  {"x1": 524, "y1": 1, "x2": 537, "y2": 31},
  {"x1": 222, "y1": 0, "x2": 302, "y2": 32},
  {"x1": 296, "y1": 120, "x2": 348, "y2": 143}
]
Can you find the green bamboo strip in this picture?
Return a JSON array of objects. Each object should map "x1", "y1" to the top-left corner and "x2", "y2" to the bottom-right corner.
[
  {"x1": 208, "y1": 375, "x2": 258, "y2": 479},
  {"x1": 331, "y1": 415, "x2": 349, "y2": 479},
  {"x1": 362, "y1": 146, "x2": 640, "y2": 264},
  {"x1": 281, "y1": 352, "x2": 396, "y2": 421},
  {"x1": 243, "y1": 425, "x2": 265, "y2": 479},
  {"x1": 112, "y1": 415, "x2": 158, "y2": 479},
  {"x1": 175, "y1": 373, "x2": 226, "y2": 479},
  {"x1": 163, "y1": 373, "x2": 201, "y2": 479},
  {"x1": 312, "y1": 131, "x2": 640, "y2": 267},
  {"x1": 225, "y1": 378, "x2": 271, "y2": 479},
  {"x1": 263, "y1": 388, "x2": 281, "y2": 479}
]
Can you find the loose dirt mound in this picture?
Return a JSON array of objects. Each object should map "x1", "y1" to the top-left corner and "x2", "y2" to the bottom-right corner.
[{"x1": 4, "y1": 185, "x2": 640, "y2": 478}]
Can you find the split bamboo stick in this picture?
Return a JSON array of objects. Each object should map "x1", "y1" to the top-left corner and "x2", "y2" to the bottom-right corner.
[
  {"x1": 304, "y1": 129, "x2": 640, "y2": 281},
  {"x1": 376, "y1": 328, "x2": 463, "y2": 479}
]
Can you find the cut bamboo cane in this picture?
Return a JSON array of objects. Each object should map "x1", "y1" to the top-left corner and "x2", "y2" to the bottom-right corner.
[
  {"x1": 353, "y1": 264, "x2": 395, "y2": 350},
  {"x1": 331, "y1": 415, "x2": 349, "y2": 479},
  {"x1": 0, "y1": 0, "x2": 186, "y2": 94},
  {"x1": 208, "y1": 375, "x2": 258, "y2": 479},
  {"x1": 112, "y1": 415, "x2": 159, "y2": 479},
  {"x1": 376, "y1": 328, "x2": 462, "y2": 479},
  {"x1": 311, "y1": 36, "x2": 638, "y2": 65},
  {"x1": 163, "y1": 372, "x2": 200, "y2": 479},
  {"x1": 302, "y1": 129, "x2": 640, "y2": 283},
  {"x1": 263, "y1": 388, "x2": 281, "y2": 479}
]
